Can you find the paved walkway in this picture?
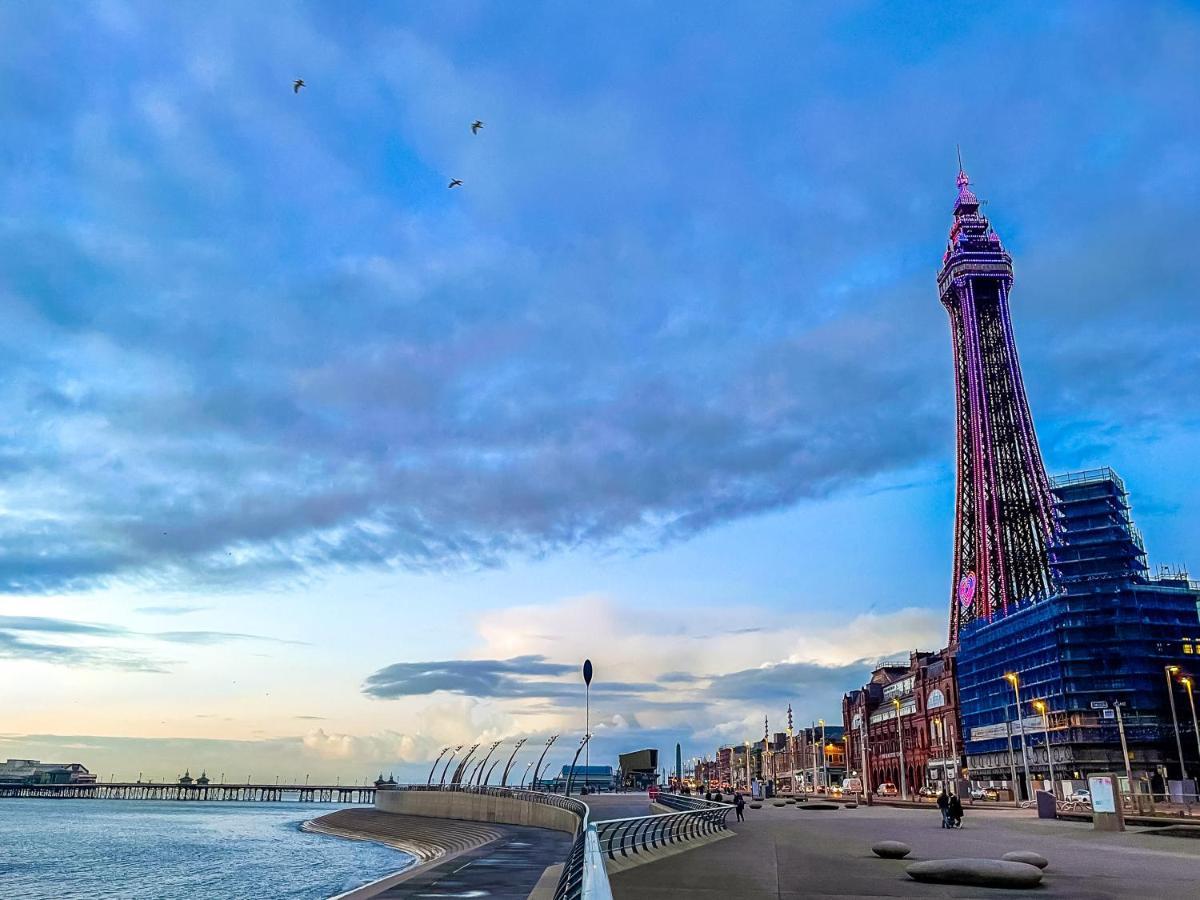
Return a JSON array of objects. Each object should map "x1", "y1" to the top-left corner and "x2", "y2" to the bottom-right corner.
[
  {"x1": 609, "y1": 800, "x2": 1200, "y2": 898},
  {"x1": 372, "y1": 824, "x2": 571, "y2": 898}
]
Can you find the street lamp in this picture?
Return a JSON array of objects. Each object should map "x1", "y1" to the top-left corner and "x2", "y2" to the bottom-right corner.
[
  {"x1": 744, "y1": 740, "x2": 751, "y2": 791},
  {"x1": 893, "y1": 698, "x2": 907, "y2": 800},
  {"x1": 1004, "y1": 673, "x2": 1033, "y2": 800},
  {"x1": 819, "y1": 718, "x2": 828, "y2": 789},
  {"x1": 1165, "y1": 666, "x2": 1190, "y2": 782},
  {"x1": 1180, "y1": 676, "x2": 1200, "y2": 776},
  {"x1": 1032, "y1": 700, "x2": 1056, "y2": 798}
]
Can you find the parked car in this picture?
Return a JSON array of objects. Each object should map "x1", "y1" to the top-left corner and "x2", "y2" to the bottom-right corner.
[
  {"x1": 969, "y1": 786, "x2": 999, "y2": 801},
  {"x1": 1067, "y1": 788, "x2": 1092, "y2": 804},
  {"x1": 875, "y1": 782, "x2": 898, "y2": 796},
  {"x1": 917, "y1": 786, "x2": 940, "y2": 798}
]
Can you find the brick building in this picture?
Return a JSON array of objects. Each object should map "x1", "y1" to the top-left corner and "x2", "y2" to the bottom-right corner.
[{"x1": 842, "y1": 649, "x2": 962, "y2": 796}]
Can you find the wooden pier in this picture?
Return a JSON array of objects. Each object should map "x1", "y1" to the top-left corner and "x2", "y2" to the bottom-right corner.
[{"x1": 0, "y1": 782, "x2": 376, "y2": 803}]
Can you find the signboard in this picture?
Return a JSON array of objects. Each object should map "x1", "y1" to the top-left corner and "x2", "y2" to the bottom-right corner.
[
  {"x1": 883, "y1": 677, "x2": 914, "y2": 701},
  {"x1": 1090, "y1": 701, "x2": 1110, "y2": 710},
  {"x1": 969, "y1": 716, "x2": 1044, "y2": 743},
  {"x1": 1101, "y1": 709, "x2": 1116, "y2": 719},
  {"x1": 1089, "y1": 775, "x2": 1117, "y2": 814}
]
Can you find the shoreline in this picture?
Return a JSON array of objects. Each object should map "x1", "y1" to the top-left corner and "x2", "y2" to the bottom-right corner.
[{"x1": 304, "y1": 808, "x2": 503, "y2": 900}]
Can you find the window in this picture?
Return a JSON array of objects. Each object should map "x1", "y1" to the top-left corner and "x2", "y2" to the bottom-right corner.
[
  {"x1": 928, "y1": 689, "x2": 946, "y2": 709},
  {"x1": 1185, "y1": 644, "x2": 1194, "y2": 655}
]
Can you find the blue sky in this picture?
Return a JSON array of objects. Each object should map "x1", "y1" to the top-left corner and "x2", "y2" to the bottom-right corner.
[{"x1": 2, "y1": 0, "x2": 1199, "y2": 781}]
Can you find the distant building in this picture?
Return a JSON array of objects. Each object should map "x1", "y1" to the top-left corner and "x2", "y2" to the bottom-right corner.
[
  {"x1": 540, "y1": 765, "x2": 615, "y2": 793},
  {"x1": 842, "y1": 650, "x2": 962, "y2": 795},
  {"x1": 617, "y1": 748, "x2": 659, "y2": 790},
  {"x1": 0, "y1": 759, "x2": 96, "y2": 785}
]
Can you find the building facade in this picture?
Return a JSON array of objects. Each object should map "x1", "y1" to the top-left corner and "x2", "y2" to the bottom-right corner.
[
  {"x1": 843, "y1": 650, "x2": 963, "y2": 795},
  {"x1": 0, "y1": 759, "x2": 95, "y2": 785},
  {"x1": 959, "y1": 468, "x2": 1200, "y2": 794}
]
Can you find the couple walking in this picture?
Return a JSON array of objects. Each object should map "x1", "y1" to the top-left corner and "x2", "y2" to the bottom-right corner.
[{"x1": 937, "y1": 789, "x2": 963, "y2": 828}]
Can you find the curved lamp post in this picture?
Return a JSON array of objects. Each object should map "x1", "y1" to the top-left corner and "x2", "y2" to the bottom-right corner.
[
  {"x1": 426, "y1": 747, "x2": 451, "y2": 786},
  {"x1": 1165, "y1": 665, "x2": 1189, "y2": 782},
  {"x1": 438, "y1": 746, "x2": 463, "y2": 788},
  {"x1": 1181, "y1": 676, "x2": 1200, "y2": 772},
  {"x1": 530, "y1": 735, "x2": 560, "y2": 791},
  {"x1": 473, "y1": 741, "x2": 503, "y2": 786},
  {"x1": 483, "y1": 758, "x2": 502, "y2": 785},
  {"x1": 583, "y1": 660, "x2": 593, "y2": 774},
  {"x1": 565, "y1": 733, "x2": 591, "y2": 797},
  {"x1": 500, "y1": 738, "x2": 527, "y2": 787},
  {"x1": 451, "y1": 743, "x2": 481, "y2": 786},
  {"x1": 519, "y1": 760, "x2": 535, "y2": 788}
]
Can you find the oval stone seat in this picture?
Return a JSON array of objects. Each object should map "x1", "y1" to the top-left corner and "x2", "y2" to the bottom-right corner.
[
  {"x1": 785, "y1": 798, "x2": 797, "y2": 804},
  {"x1": 844, "y1": 802, "x2": 858, "y2": 809},
  {"x1": 772, "y1": 800, "x2": 786, "y2": 807},
  {"x1": 1002, "y1": 851, "x2": 1048, "y2": 869},
  {"x1": 750, "y1": 802, "x2": 762, "y2": 809},
  {"x1": 800, "y1": 802, "x2": 839, "y2": 810},
  {"x1": 906, "y1": 858, "x2": 1043, "y2": 888},
  {"x1": 871, "y1": 840, "x2": 911, "y2": 858}
]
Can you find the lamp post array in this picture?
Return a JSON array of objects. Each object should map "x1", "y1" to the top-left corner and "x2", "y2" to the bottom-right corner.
[{"x1": 1032, "y1": 699, "x2": 1056, "y2": 798}]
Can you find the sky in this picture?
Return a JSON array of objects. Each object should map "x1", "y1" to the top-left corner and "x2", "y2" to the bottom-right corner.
[{"x1": 2, "y1": 0, "x2": 1199, "y2": 783}]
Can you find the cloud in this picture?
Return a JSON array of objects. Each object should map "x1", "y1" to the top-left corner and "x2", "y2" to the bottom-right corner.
[
  {"x1": 4, "y1": 4, "x2": 1195, "y2": 594},
  {"x1": 0, "y1": 615, "x2": 301, "y2": 670},
  {"x1": 134, "y1": 605, "x2": 209, "y2": 616}
]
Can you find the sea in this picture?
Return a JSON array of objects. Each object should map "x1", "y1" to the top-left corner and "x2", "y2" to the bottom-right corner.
[{"x1": 0, "y1": 799, "x2": 416, "y2": 899}]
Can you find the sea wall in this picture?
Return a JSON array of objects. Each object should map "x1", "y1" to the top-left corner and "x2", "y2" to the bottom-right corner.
[{"x1": 375, "y1": 789, "x2": 581, "y2": 835}]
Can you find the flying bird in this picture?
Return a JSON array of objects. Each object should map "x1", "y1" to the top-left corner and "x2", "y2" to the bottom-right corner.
[
  {"x1": 293, "y1": 79, "x2": 305, "y2": 93},
  {"x1": 471, "y1": 120, "x2": 484, "y2": 134},
  {"x1": 448, "y1": 178, "x2": 463, "y2": 188}
]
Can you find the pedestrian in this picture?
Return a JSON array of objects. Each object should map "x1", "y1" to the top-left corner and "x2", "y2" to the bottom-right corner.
[
  {"x1": 734, "y1": 791, "x2": 746, "y2": 822},
  {"x1": 948, "y1": 793, "x2": 964, "y2": 828},
  {"x1": 937, "y1": 788, "x2": 951, "y2": 828},
  {"x1": 705, "y1": 789, "x2": 712, "y2": 802}
]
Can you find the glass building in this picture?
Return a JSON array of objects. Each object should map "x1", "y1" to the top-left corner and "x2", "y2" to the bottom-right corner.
[{"x1": 958, "y1": 468, "x2": 1200, "y2": 795}]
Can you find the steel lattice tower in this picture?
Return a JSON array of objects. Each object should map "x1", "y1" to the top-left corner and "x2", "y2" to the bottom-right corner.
[{"x1": 938, "y1": 162, "x2": 1056, "y2": 645}]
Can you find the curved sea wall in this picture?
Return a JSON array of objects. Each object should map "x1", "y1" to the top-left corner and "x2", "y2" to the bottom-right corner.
[{"x1": 375, "y1": 788, "x2": 581, "y2": 835}]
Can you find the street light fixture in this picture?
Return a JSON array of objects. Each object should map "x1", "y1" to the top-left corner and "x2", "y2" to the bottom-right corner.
[
  {"x1": 1180, "y1": 675, "x2": 1200, "y2": 776},
  {"x1": 1004, "y1": 673, "x2": 1033, "y2": 800},
  {"x1": 893, "y1": 698, "x2": 907, "y2": 800},
  {"x1": 1032, "y1": 699, "x2": 1056, "y2": 798},
  {"x1": 1165, "y1": 666, "x2": 1190, "y2": 782}
]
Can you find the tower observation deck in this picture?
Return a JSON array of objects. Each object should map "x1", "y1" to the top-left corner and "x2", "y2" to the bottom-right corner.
[{"x1": 938, "y1": 164, "x2": 1056, "y2": 645}]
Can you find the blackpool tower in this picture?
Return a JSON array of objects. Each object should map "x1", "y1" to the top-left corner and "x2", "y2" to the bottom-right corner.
[{"x1": 938, "y1": 160, "x2": 1057, "y2": 645}]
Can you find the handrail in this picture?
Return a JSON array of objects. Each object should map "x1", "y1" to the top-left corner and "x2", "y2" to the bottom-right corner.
[{"x1": 590, "y1": 793, "x2": 733, "y2": 861}]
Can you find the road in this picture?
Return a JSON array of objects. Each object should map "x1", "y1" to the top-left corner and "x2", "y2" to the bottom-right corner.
[{"x1": 609, "y1": 800, "x2": 1200, "y2": 898}]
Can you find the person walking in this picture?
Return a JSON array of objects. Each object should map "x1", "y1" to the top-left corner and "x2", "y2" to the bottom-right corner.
[
  {"x1": 734, "y1": 791, "x2": 746, "y2": 822},
  {"x1": 948, "y1": 793, "x2": 964, "y2": 828},
  {"x1": 937, "y1": 788, "x2": 951, "y2": 828}
]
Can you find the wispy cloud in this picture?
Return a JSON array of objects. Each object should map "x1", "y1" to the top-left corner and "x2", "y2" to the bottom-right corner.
[{"x1": 134, "y1": 605, "x2": 210, "y2": 616}]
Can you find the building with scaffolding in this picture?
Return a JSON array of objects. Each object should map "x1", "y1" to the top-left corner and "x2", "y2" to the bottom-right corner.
[{"x1": 958, "y1": 467, "x2": 1200, "y2": 795}]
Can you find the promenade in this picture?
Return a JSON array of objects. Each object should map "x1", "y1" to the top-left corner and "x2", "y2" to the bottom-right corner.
[
  {"x1": 609, "y1": 801, "x2": 1200, "y2": 898},
  {"x1": 315, "y1": 793, "x2": 654, "y2": 898}
]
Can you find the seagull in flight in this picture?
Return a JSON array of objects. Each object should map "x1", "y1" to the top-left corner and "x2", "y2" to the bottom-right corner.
[
  {"x1": 448, "y1": 178, "x2": 463, "y2": 188},
  {"x1": 471, "y1": 120, "x2": 484, "y2": 134},
  {"x1": 293, "y1": 79, "x2": 305, "y2": 93}
]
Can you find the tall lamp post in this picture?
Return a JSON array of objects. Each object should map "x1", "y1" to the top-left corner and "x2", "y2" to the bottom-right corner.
[
  {"x1": 893, "y1": 698, "x2": 907, "y2": 800},
  {"x1": 1181, "y1": 676, "x2": 1200, "y2": 773},
  {"x1": 744, "y1": 740, "x2": 751, "y2": 791},
  {"x1": 1165, "y1": 666, "x2": 1190, "y2": 782},
  {"x1": 1004, "y1": 673, "x2": 1033, "y2": 800},
  {"x1": 819, "y1": 719, "x2": 828, "y2": 789},
  {"x1": 583, "y1": 659, "x2": 593, "y2": 774},
  {"x1": 1032, "y1": 700, "x2": 1056, "y2": 798}
]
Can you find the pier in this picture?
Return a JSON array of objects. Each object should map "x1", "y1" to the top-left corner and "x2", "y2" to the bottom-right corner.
[{"x1": 0, "y1": 782, "x2": 376, "y2": 803}]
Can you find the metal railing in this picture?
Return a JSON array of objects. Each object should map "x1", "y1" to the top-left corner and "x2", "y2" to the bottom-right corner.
[{"x1": 591, "y1": 793, "x2": 733, "y2": 862}]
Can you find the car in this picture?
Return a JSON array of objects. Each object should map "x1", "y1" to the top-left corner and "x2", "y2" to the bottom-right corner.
[
  {"x1": 1067, "y1": 788, "x2": 1092, "y2": 804},
  {"x1": 969, "y1": 786, "x2": 999, "y2": 801},
  {"x1": 829, "y1": 785, "x2": 843, "y2": 797},
  {"x1": 875, "y1": 782, "x2": 898, "y2": 796},
  {"x1": 917, "y1": 786, "x2": 940, "y2": 798}
]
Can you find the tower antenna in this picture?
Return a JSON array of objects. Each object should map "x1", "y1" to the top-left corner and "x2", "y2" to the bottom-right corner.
[{"x1": 956, "y1": 144, "x2": 964, "y2": 174}]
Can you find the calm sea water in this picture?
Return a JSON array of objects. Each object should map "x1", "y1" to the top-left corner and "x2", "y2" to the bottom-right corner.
[{"x1": 0, "y1": 799, "x2": 416, "y2": 899}]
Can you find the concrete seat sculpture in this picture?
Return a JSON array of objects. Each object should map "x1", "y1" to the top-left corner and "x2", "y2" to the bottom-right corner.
[
  {"x1": 1002, "y1": 850, "x2": 1049, "y2": 869},
  {"x1": 871, "y1": 841, "x2": 911, "y2": 859},
  {"x1": 906, "y1": 858, "x2": 1043, "y2": 888}
]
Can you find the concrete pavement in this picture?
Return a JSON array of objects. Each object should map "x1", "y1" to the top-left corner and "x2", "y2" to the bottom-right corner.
[{"x1": 608, "y1": 799, "x2": 1200, "y2": 898}]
